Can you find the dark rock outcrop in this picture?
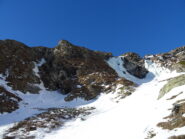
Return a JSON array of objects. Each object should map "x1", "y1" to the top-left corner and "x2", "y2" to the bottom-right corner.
[
  {"x1": 0, "y1": 40, "x2": 41, "y2": 93},
  {"x1": 157, "y1": 100, "x2": 185, "y2": 131},
  {"x1": 0, "y1": 39, "x2": 135, "y2": 101},
  {"x1": 0, "y1": 86, "x2": 22, "y2": 113},
  {"x1": 38, "y1": 40, "x2": 120, "y2": 100},
  {"x1": 122, "y1": 52, "x2": 148, "y2": 78}
]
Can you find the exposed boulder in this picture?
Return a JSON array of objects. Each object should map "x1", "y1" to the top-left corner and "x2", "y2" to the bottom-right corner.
[
  {"x1": 123, "y1": 52, "x2": 144, "y2": 64},
  {"x1": 122, "y1": 52, "x2": 148, "y2": 78}
]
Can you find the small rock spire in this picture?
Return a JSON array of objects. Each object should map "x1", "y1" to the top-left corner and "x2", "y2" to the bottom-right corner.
[{"x1": 58, "y1": 40, "x2": 72, "y2": 47}]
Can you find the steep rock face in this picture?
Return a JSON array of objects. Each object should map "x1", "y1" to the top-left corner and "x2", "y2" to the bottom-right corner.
[
  {"x1": 122, "y1": 52, "x2": 148, "y2": 78},
  {"x1": 0, "y1": 39, "x2": 136, "y2": 101},
  {"x1": 39, "y1": 40, "x2": 124, "y2": 100},
  {"x1": 0, "y1": 40, "x2": 41, "y2": 93}
]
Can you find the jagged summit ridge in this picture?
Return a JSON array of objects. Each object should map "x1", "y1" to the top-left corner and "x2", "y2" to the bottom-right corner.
[{"x1": 0, "y1": 39, "x2": 138, "y2": 101}]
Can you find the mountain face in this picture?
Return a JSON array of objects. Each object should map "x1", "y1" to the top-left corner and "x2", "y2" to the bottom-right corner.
[{"x1": 0, "y1": 39, "x2": 185, "y2": 139}]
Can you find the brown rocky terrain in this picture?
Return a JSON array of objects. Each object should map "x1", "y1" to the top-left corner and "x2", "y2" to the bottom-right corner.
[
  {"x1": 3, "y1": 107, "x2": 94, "y2": 139},
  {"x1": 145, "y1": 46, "x2": 185, "y2": 72},
  {"x1": 0, "y1": 40, "x2": 41, "y2": 93},
  {"x1": 3, "y1": 39, "x2": 185, "y2": 139},
  {"x1": 0, "y1": 39, "x2": 143, "y2": 102},
  {"x1": 157, "y1": 102, "x2": 185, "y2": 130},
  {"x1": 0, "y1": 86, "x2": 22, "y2": 113}
]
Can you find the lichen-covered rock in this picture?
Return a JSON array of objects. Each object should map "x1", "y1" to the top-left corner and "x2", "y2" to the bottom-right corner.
[{"x1": 158, "y1": 74, "x2": 185, "y2": 99}]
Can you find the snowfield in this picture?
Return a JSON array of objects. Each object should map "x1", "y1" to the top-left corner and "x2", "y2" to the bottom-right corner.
[{"x1": 1, "y1": 57, "x2": 185, "y2": 139}]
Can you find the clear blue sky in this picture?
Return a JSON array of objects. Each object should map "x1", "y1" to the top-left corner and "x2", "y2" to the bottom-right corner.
[{"x1": 1, "y1": 0, "x2": 185, "y2": 56}]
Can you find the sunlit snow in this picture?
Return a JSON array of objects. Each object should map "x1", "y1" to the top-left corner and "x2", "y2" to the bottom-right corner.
[{"x1": 1, "y1": 56, "x2": 185, "y2": 139}]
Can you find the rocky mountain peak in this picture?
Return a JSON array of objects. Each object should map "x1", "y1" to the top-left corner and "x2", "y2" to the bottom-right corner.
[
  {"x1": 0, "y1": 39, "x2": 137, "y2": 102},
  {"x1": 58, "y1": 40, "x2": 73, "y2": 47},
  {"x1": 54, "y1": 39, "x2": 87, "y2": 58},
  {"x1": 1, "y1": 39, "x2": 185, "y2": 139}
]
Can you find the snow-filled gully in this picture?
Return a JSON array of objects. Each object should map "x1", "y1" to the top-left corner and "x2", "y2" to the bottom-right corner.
[
  {"x1": 1, "y1": 57, "x2": 185, "y2": 139},
  {"x1": 43, "y1": 58, "x2": 185, "y2": 139}
]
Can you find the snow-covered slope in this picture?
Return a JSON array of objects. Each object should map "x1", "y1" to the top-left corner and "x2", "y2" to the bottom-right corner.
[
  {"x1": 0, "y1": 60, "x2": 95, "y2": 138},
  {"x1": 1, "y1": 56, "x2": 185, "y2": 139},
  {"x1": 45, "y1": 58, "x2": 185, "y2": 139}
]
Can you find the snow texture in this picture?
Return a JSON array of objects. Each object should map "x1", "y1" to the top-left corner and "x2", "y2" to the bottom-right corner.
[{"x1": 1, "y1": 57, "x2": 185, "y2": 139}]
